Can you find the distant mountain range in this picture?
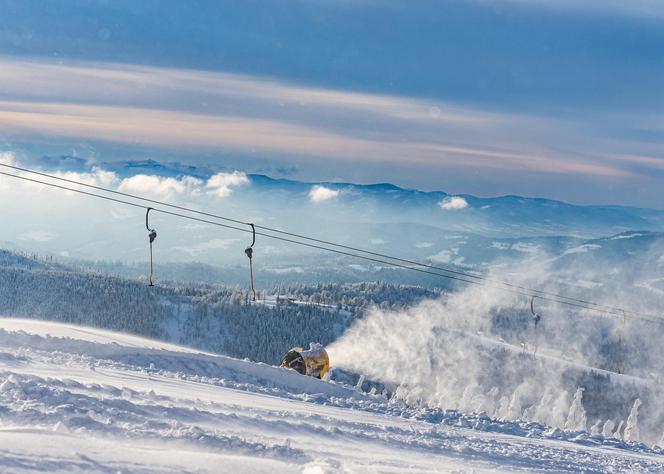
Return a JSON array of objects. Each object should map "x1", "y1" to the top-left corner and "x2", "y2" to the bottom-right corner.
[
  {"x1": 36, "y1": 156, "x2": 664, "y2": 243},
  {"x1": 7, "y1": 156, "x2": 661, "y2": 278}
]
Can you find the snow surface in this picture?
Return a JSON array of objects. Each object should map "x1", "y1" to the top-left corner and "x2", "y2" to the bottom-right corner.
[{"x1": 1, "y1": 318, "x2": 663, "y2": 473}]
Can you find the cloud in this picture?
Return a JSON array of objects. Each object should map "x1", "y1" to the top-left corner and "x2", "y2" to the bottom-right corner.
[
  {"x1": 309, "y1": 185, "x2": 340, "y2": 203},
  {"x1": 205, "y1": 171, "x2": 249, "y2": 198},
  {"x1": 511, "y1": 242, "x2": 541, "y2": 254},
  {"x1": 429, "y1": 250, "x2": 453, "y2": 263},
  {"x1": 439, "y1": 196, "x2": 469, "y2": 210},
  {"x1": 118, "y1": 174, "x2": 203, "y2": 199},
  {"x1": 17, "y1": 231, "x2": 56, "y2": 242},
  {"x1": 0, "y1": 152, "x2": 250, "y2": 208},
  {"x1": 0, "y1": 157, "x2": 122, "y2": 194},
  {"x1": 55, "y1": 169, "x2": 119, "y2": 189},
  {"x1": 174, "y1": 238, "x2": 240, "y2": 257},
  {"x1": 2, "y1": 57, "x2": 664, "y2": 206},
  {"x1": 0, "y1": 57, "x2": 646, "y2": 184},
  {"x1": 562, "y1": 244, "x2": 601, "y2": 256},
  {"x1": 0, "y1": 57, "x2": 488, "y2": 126}
]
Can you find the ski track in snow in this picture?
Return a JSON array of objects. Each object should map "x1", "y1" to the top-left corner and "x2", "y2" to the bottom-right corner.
[{"x1": 0, "y1": 318, "x2": 663, "y2": 473}]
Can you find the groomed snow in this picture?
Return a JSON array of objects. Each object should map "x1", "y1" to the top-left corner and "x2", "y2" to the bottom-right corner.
[{"x1": 0, "y1": 317, "x2": 663, "y2": 473}]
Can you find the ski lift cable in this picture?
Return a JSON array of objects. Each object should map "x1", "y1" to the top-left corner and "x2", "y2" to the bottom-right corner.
[
  {"x1": 0, "y1": 168, "x2": 662, "y2": 325},
  {"x1": 0, "y1": 164, "x2": 627, "y2": 313},
  {"x1": 0, "y1": 168, "x2": 659, "y2": 324},
  {"x1": 0, "y1": 163, "x2": 638, "y2": 314}
]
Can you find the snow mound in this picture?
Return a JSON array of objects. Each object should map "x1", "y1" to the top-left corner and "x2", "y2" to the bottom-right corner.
[{"x1": 0, "y1": 317, "x2": 663, "y2": 473}]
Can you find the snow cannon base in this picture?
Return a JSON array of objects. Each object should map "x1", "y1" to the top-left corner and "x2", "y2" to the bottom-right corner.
[{"x1": 280, "y1": 343, "x2": 330, "y2": 379}]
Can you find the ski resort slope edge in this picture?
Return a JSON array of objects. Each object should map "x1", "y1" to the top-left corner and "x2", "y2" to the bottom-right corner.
[{"x1": 0, "y1": 317, "x2": 662, "y2": 473}]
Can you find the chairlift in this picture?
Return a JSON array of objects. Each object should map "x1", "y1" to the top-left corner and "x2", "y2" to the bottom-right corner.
[
  {"x1": 146, "y1": 207, "x2": 157, "y2": 287},
  {"x1": 245, "y1": 223, "x2": 257, "y2": 301}
]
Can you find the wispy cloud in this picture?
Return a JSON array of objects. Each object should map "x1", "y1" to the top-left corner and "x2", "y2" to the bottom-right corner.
[
  {"x1": 17, "y1": 231, "x2": 56, "y2": 242},
  {"x1": 477, "y1": 0, "x2": 664, "y2": 18},
  {"x1": 174, "y1": 238, "x2": 240, "y2": 257},
  {"x1": 0, "y1": 56, "x2": 660, "y2": 185}
]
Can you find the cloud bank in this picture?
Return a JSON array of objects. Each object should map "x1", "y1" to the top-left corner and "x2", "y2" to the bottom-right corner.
[
  {"x1": 0, "y1": 57, "x2": 660, "y2": 193},
  {"x1": 1, "y1": 152, "x2": 249, "y2": 201}
]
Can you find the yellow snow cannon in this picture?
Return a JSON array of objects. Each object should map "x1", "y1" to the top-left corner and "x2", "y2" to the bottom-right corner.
[{"x1": 280, "y1": 343, "x2": 330, "y2": 379}]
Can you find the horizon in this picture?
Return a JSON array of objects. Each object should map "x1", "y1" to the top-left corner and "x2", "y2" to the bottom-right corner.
[
  {"x1": 1, "y1": 0, "x2": 663, "y2": 208},
  {"x1": 5, "y1": 154, "x2": 664, "y2": 211}
]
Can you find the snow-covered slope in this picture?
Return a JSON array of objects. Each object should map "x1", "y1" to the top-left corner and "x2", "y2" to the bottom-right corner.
[{"x1": 1, "y1": 318, "x2": 663, "y2": 473}]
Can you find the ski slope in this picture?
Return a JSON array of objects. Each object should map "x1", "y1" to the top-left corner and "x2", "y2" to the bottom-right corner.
[{"x1": 0, "y1": 318, "x2": 663, "y2": 473}]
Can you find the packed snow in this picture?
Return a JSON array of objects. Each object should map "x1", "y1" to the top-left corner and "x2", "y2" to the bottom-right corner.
[{"x1": 1, "y1": 318, "x2": 663, "y2": 473}]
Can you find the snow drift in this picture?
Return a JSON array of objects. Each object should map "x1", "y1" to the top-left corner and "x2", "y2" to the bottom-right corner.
[{"x1": 1, "y1": 317, "x2": 663, "y2": 473}]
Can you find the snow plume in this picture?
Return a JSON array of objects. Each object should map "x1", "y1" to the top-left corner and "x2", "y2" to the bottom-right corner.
[
  {"x1": 309, "y1": 185, "x2": 339, "y2": 203},
  {"x1": 439, "y1": 196, "x2": 469, "y2": 210},
  {"x1": 564, "y1": 388, "x2": 587, "y2": 432},
  {"x1": 329, "y1": 258, "x2": 664, "y2": 445},
  {"x1": 624, "y1": 399, "x2": 642, "y2": 443},
  {"x1": 328, "y1": 277, "x2": 575, "y2": 429}
]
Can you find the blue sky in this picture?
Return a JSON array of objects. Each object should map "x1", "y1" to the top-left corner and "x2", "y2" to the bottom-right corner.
[{"x1": 1, "y1": 0, "x2": 663, "y2": 207}]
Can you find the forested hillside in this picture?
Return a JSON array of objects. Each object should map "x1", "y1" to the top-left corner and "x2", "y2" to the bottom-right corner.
[
  {"x1": 0, "y1": 250, "x2": 440, "y2": 364},
  {"x1": 2, "y1": 248, "x2": 663, "y2": 445}
]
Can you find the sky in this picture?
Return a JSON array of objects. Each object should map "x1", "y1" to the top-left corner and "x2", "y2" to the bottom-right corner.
[{"x1": 1, "y1": 0, "x2": 663, "y2": 208}]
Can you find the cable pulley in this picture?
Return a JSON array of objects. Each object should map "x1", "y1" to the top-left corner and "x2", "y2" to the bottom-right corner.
[{"x1": 146, "y1": 207, "x2": 157, "y2": 287}]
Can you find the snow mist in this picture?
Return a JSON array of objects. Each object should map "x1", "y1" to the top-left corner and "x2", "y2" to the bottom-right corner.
[{"x1": 328, "y1": 261, "x2": 664, "y2": 446}]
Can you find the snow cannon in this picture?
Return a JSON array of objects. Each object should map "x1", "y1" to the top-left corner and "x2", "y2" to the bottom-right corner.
[{"x1": 280, "y1": 343, "x2": 330, "y2": 379}]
